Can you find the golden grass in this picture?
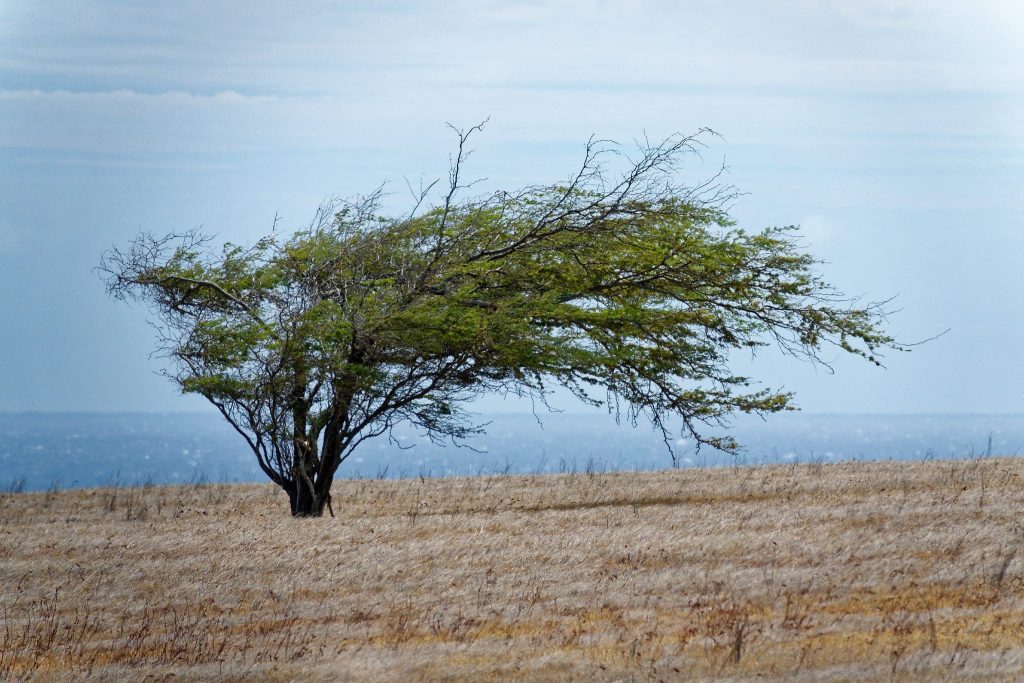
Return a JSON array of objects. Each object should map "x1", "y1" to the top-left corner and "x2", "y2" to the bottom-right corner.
[{"x1": 3, "y1": 457, "x2": 1024, "y2": 681}]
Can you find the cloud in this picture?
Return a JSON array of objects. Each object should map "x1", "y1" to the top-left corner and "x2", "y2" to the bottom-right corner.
[{"x1": 3, "y1": 1, "x2": 1021, "y2": 99}]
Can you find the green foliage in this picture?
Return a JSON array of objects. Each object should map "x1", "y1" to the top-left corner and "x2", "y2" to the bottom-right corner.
[{"x1": 102, "y1": 127, "x2": 897, "y2": 515}]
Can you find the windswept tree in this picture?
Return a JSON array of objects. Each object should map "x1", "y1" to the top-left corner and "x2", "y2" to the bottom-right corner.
[{"x1": 102, "y1": 126, "x2": 897, "y2": 516}]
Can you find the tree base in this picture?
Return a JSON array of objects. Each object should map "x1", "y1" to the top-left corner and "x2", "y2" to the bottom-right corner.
[{"x1": 286, "y1": 486, "x2": 333, "y2": 517}]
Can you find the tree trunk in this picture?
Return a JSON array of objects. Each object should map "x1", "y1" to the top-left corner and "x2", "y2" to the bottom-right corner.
[
  {"x1": 282, "y1": 384, "x2": 350, "y2": 517},
  {"x1": 285, "y1": 480, "x2": 330, "y2": 517}
]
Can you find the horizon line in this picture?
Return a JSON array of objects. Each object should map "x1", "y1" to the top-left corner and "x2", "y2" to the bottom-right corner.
[{"x1": 3, "y1": 410, "x2": 1024, "y2": 419}]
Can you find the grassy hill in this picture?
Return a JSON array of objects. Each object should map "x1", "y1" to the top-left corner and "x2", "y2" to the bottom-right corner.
[{"x1": 2, "y1": 457, "x2": 1024, "y2": 681}]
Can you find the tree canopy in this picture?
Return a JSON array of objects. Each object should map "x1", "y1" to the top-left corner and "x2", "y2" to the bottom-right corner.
[{"x1": 102, "y1": 126, "x2": 897, "y2": 516}]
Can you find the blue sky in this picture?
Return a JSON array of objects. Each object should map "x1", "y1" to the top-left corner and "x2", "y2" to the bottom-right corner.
[{"x1": 1, "y1": 1, "x2": 1022, "y2": 414}]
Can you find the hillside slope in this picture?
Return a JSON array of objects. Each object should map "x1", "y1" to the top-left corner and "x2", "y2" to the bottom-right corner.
[{"x1": 3, "y1": 457, "x2": 1024, "y2": 681}]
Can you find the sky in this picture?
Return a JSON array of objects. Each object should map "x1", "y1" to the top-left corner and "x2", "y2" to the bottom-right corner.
[{"x1": 1, "y1": 0, "x2": 1023, "y2": 415}]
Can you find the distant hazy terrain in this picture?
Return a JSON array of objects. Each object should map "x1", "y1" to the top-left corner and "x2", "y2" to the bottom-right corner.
[
  {"x1": 2, "y1": 412, "x2": 1024, "y2": 491},
  {"x1": 3, "y1": 458, "x2": 1024, "y2": 680}
]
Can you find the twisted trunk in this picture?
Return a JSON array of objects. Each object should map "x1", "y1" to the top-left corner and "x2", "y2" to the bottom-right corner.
[
  {"x1": 285, "y1": 478, "x2": 332, "y2": 517},
  {"x1": 284, "y1": 369, "x2": 359, "y2": 517},
  {"x1": 286, "y1": 422, "x2": 340, "y2": 517}
]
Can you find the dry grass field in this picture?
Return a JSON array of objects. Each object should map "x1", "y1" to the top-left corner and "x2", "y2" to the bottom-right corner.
[{"x1": 3, "y1": 457, "x2": 1024, "y2": 681}]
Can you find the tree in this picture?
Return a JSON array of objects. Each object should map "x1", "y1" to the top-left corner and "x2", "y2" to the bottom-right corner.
[{"x1": 102, "y1": 125, "x2": 897, "y2": 517}]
